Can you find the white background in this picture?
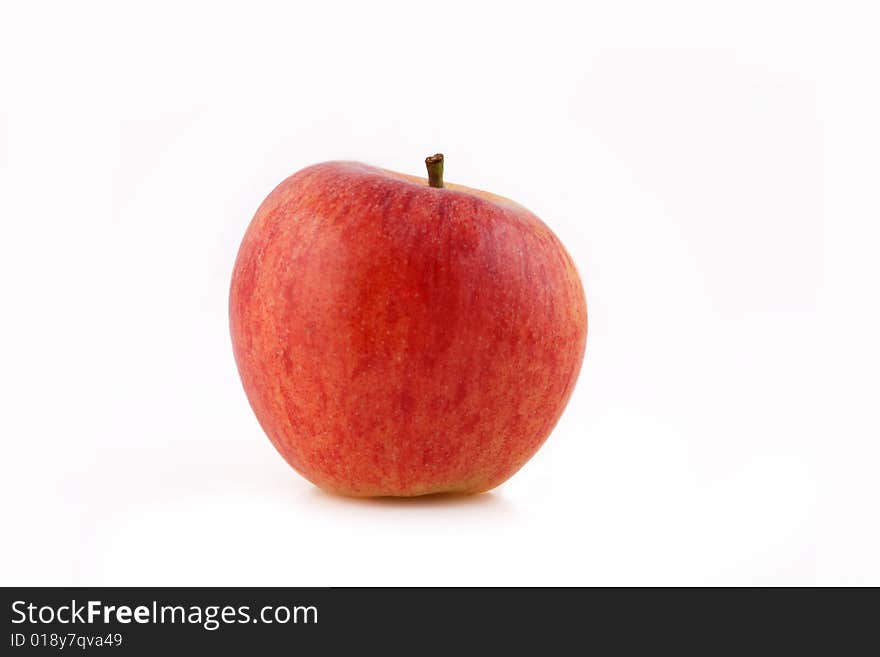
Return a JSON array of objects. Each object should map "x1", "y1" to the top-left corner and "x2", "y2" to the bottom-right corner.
[{"x1": 1, "y1": 1, "x2": 878, "y2": 586}]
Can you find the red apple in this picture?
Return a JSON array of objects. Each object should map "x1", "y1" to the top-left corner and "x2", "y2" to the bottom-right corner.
[{"x1": 230, "y1": 155, "x2": 587, "y2": 496}]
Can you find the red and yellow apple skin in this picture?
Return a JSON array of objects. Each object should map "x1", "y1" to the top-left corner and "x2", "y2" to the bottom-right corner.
[{"x1": 230, "y1": 161, "x2": 587, "y2": 497}]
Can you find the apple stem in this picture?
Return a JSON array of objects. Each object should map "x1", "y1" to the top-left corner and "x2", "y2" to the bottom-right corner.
[{"x1": 425, "y1": 153, "x2": 444, "y2": 188}]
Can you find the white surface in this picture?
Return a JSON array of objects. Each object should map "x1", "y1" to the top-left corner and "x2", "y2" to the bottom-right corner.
[{"x1": 1, "y1": 1, "x2": 878, "y2": 586}]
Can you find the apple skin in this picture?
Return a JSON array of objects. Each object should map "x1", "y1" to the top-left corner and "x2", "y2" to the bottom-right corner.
[{"x1": 230, "y1": 161, "x2": 587, "y2": 497}]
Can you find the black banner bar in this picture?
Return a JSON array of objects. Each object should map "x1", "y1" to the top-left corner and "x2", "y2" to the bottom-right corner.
[{"x1": 1, "y1": 587, "x2": 874, "y2": 654}]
